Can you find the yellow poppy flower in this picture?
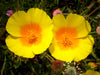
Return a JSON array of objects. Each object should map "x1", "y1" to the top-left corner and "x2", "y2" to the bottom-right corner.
[
  {"x1": 49, "y1": 13, "x2": 94, "y2": 62},
  {"x1": 88, "y1": 62, "x2": 97, "y2": 68},
  {"x1": 82, "y1": 70, "x2": 100, "y2": 75},
  {"x1": 5, "y1": 8, "x2": 53, "y2": 58}
]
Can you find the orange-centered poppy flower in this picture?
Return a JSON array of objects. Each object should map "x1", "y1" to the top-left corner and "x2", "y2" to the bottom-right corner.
[
  {"x1": 49, "y1": 13, "x2": 94, "y2": 62},
  {"x1": 5, "y1": 8, "x2": 53, "y2": 58},
  {"x1": 82, "y1": 70, "x2": 100, "y2": 75},
  {"x1": 88, "y1": 62, "x2": 98, "y2": 68}
]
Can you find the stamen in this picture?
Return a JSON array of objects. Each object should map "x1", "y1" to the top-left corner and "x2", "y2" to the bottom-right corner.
[
  {"x1": 55, "y1": 27, "x2": 79, "y2": 50},
  {"x1": 20, "y1": 24, "x2": 41, "y2": 46},
  {"x1": 62, "y1": 38, "x2": 73, "y2": 47},
  {"x1": 28, "y1": 36, "x2": 37, "y2": 44}
]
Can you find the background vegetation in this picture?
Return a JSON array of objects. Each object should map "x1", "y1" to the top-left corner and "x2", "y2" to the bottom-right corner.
[{"x1": 0, "y1": 0, "x2": 100, "y2": 75}]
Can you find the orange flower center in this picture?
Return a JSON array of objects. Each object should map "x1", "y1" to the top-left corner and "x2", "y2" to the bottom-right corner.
[
  {"x1": 55, "y1": 27, "x2": 79, "y2": 49},
  {"x1": 20, "y1": 24, "x2": 41, "y2": 46}
]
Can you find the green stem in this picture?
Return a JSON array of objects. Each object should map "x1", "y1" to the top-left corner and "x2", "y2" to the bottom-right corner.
[
  {"x1": 85, "y1": 59, "x2": 96, "y2": 62},
  {"x1": 46, "y1": 53, "x2": 55, "y2": 62},
  {"x1": 45, "y1": 55, "x2": 52, "y2": 62},
  {"x1": 48, "y1": 54, "x2": 54, "y2": 61},
  {"x1": 81, "y1": 8, "x2": 89, "y2": 15},
  {"x1": 63, "y1": 13, "x2": 68, "y2": 15},
  {"x1": 91, "y1": 51, "x2": 98, "y2": 60},
  {"x1": 89, "y1": 31, "x2": 97, "y2": 35},
  {"x1": 1, "y1": 56, "x2": 6, "y2": 75},
  {"x1": 85, "y1": 6, "x2": 100, "y2": 18}
]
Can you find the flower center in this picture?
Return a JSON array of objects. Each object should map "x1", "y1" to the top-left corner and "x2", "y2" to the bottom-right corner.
[
  {"x1": 55, "y1": 27, "x2": 79, "y2": 49},
  {"x1": 62, "y1": 38, "x2": 73, "y2": 47},
  {"x1": 20, "y1": 24, "x2": 41, "y2": 46},
  {"x1": 28, "y1": 35, "x2": 37, "y2": 44}
]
